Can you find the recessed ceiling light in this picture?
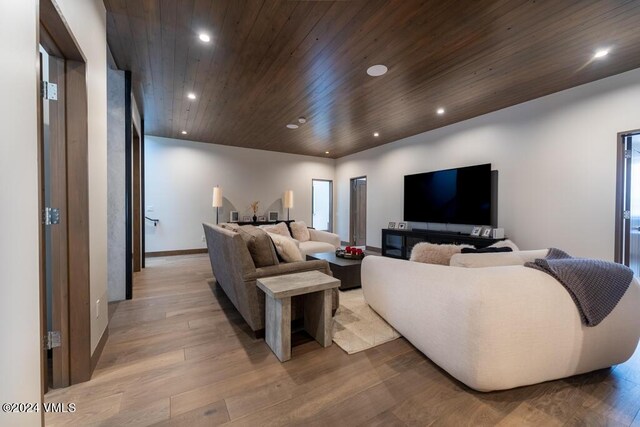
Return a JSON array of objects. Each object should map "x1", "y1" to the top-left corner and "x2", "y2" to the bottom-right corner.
[
  {"x1": 181, "y1": 130, "x2": 187, "y2": 135},
  {"x1": 325, "y1": 151, "x2": 330, "y2": 154},
  {"x1": 286, "y1": 124, "x2": 299, "y2": 129},
  {"x1": 373, "y1": 132, "x2": 379, "y2": 137},
  {"x1": 593, "y1": 48, "x2": 609, "y2": 59},
  {"x1": 199, "y1": 33, "x2": 211, "y2": 43},
  {"x1": 298, "y1": 117, "x2": 307, "y2": 124},
  {"x1": 187, "y1": 93, "x2": 196, "y2": 100},
  {"x1": 437, "y1": 107, "x2": 445, "y2": 115},
  {"x1": 367, "y1": 65, "x2": 388, "y2": 77}
]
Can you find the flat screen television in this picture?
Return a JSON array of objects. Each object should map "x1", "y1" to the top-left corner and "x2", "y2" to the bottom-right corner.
[{"x1": 404, "y1": 164, "x2": 491, "y2": 225}]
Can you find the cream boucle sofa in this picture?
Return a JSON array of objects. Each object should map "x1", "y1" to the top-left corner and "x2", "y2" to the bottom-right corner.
[
  {"x1": 361, "y1": 251, "x2": 640, "y2": 391},
  {"x1": 297, "y1": 229, "x2": 341, "y2": 256}
]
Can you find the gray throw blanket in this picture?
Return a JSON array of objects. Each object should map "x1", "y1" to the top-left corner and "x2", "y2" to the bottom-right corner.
[{"x1": 525, "y1": 248, "x2": 634, "y2": 327}]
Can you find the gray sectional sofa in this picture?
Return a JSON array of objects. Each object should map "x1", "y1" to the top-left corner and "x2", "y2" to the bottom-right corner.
[{"x1": 202, "y1": 223, "x2": 339, "y2": 335}]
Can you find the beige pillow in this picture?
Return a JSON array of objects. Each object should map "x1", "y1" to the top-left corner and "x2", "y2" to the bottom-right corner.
[
  {"x1": 268, "y1": 233, "x2": 303, "y2": 262},
  {"x1": 489, "y1": 239, "x2": 519, "y2": 251},
  {"x1": 409, "y1": 242, "x2": 473, "y2": 265},
  {"x1": 290, "y1": 221, "x2": 310, "y2": 242},
  {"x1": 237, "y1": 226, "x2": 279, "y2": 267},
  {"x1": 220, "y1": 223, "x2": 239, "y2": 231},
  {"x1": 262, "y1": 221, "x2": 291, "y2": 238}
]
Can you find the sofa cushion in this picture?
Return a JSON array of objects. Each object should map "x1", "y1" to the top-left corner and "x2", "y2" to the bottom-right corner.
[
  {"x1": 409, "y1": 242, "x2": 473, "y2": 265},
  {"x1": 262, "y1": 221, "x2": 292, "y2": 238},
  {"x1": 268, "y1": 232, "x2": 304, "y2": 262},
  {"x1": 299, "y1": 240, "x2": 336, "y2": 256},
  {"x1": 237, "y1": 225, "x2": 279, "y2": 268},
  {"x1": 290, "y1": 221, "x2": 311, "y2": 242},
  {"x1": 450, "y1": 249, "x2": 550, "y2": 268}
]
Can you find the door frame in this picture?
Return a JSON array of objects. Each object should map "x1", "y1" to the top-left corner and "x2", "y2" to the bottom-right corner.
[
  {"x1": 349, "y1": 176, "x2": 367, "y2": 245},
  {"x1": 38, "y1": 0, "x2": 92, "y2": 394},
  {"x1": 311, "y1": 179, "x2": 333, "y2": 232},
  {"x1": 615, "y1": 129, "x2": 640, "y2": 265}
]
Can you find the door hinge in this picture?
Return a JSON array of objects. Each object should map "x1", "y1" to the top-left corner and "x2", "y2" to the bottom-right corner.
[
  {"x1": 41, "y1": 81, "x2": 58, "y2": 100},
  {"x1": 43, "y1": 207, "x2": 60, "y2": 225},
  {"x1": 45, "y1": 331, "x2": 61, "y2": 350},
  {"x1": 625, "y1": 150, "x2": 632, "y2": 159},
  {"x1": 624, "y1": 210, "x2": 631, "y2": 220}
]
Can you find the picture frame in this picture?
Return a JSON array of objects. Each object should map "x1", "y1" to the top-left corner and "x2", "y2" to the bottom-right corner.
[
  {"x1": 229, "y1": 211, "x2": 239, "y2": 222},
  {"x1": 398, "y1": 222, "x2": 408, "y2": 230},
  {"x1": 470, "y1": 226, "x2": 482, "y2": 237},
  {"x1": 388, "y1": 221, "x2": 396, "y2": 229},
  {"x1": 481, "y1": 227, "x2": 493, "y2": 238},
  {"x1": 242, "y1": 216, "x2": 251, "y2": 222},
  {"x1": 257, "y1": 215, "x2": 266, "y2": 222},
  {"x1": 268, "y1": 211, "x2": 279, "y2": 222}
]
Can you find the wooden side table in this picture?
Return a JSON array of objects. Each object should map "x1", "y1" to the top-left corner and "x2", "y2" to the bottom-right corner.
[{"x1": 256, "y1": 270, "x2": 340, "y2": 362}]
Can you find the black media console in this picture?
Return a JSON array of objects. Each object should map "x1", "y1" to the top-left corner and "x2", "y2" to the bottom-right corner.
[{"x1": 381, "y1": 228, "x2": 504, "y2": 260}]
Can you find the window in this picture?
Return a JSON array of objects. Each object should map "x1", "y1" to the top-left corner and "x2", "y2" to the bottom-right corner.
[{"x1": 312, "y1": 179, "x2": 333, "y2": 231}]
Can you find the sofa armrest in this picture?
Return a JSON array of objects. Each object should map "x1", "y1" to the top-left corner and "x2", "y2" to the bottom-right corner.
[
  {"x1": 244, "y1": 259, "x2": 331, "y2": 281},
  {"x1": 449, "y1": 249, "x2": 549, "y2": 268},
  {"x1": 308, "y1": 229, "x2": 340, "y2": 248}
]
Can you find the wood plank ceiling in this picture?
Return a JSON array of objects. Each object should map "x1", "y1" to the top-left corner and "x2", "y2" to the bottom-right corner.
[{"x1": 105, "y1": 0, "x2": 640, "y2": 158}]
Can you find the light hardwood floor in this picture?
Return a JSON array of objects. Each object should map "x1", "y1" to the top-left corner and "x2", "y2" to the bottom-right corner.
[{"x1": 45, "y1": 254, "x2": 640, "y2": 426}]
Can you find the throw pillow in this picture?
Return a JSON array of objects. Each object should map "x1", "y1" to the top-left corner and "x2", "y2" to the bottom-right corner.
[
  {"x1": 461, "y1": 247, "x2": 513, "y2": 254},
  {"x1": 262, "y1": 221, "x2": 292, "y2": 238},
  {"x1": 409, "y1": 242, "x2": 473, "y2": 265},
  {"x1": 268, "y1": 232, "x2": 304, "y2": 262},
  {"x1": 220, "y1": 223, "x2": 239, "y2": 231},
  {"x1": 237, "y1": 226, "x2": 279, "y2": 268},
  {"x1": 290, "y1": 221, "x2": 311, "y2": 242},
  {"x1": 489, "y1": 239, "x2": 519, "y2": 251}
]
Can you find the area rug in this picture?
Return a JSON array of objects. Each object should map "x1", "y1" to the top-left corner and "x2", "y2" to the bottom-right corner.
[{"x1": 332, "y1": 288, "x2": 401, "y2": 354}]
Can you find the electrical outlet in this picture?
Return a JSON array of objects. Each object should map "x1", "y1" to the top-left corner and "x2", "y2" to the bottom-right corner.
[
  {"x1": 201, "y1": 235, "x2": 206, "y2": 242},
  {"x1": 96, "y1": 299, "x2": 100, "y2": 319}
]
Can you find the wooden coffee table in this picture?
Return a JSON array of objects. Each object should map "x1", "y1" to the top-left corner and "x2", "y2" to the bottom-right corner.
[
  {"x1": 306, "y1": 252, "x2": 363, "y2": 290},
  {"x1": 256, "y1": 270, "x2": 340, "y2": 362}
]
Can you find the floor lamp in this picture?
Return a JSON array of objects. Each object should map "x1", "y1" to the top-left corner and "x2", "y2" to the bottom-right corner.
[
  {"x1": 283, "y1": 190, "x2": 294, "y2": 221},
  {"x1": 212, "y1": 186, "x2": 223, "y2": 224}
]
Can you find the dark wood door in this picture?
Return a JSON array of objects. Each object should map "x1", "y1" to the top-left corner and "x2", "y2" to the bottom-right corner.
[
  {"x1": 630, "y1": 135, "x2": 640, "y2": 276},
  {"x1": 350, "y1": 177, "x2": 367, "y2": 246},
  {"x1": 41, "y1": 52, "x2": 71, "y2": 389}
]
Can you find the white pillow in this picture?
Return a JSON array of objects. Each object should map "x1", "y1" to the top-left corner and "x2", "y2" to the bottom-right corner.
[
  {"x1": 489, "y1": 239, "x2": 519, "y2": 251},
  {"x1": 261, "y1": 222, "x2": 291, "y2": 238},
  {"x1": 290, "y1": 221, "x2": 310, "y2": 242},
  {"x1": 268, "y1": 233, "x2": 303, "y2": 262}
]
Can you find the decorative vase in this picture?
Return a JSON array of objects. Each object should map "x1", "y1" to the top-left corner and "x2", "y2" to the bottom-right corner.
[{"x1": 252, "y1": 215, "x2": 257, "y2": 223}]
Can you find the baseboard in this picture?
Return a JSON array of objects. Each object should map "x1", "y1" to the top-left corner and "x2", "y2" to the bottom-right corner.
[
  {"x1": 145, "y1": 248, "x2": 208, "y2": 257},
  {"x1": 365, "y1": 245, "x2": 382, "y2": 253},
  {"x1": 90, "y1": 327, "x2": 108, "y2": 374}
]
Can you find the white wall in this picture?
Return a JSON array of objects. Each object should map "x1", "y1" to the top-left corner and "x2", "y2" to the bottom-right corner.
[
  {"x1": 336, "y1": 68, "x2": 640, "y2": 260},
  {"x1": 0, "y1": 0, "x2": 42, "y2": 424},
  {"x1": 55, "y1": 0, "x2": 108, "y2": 353},
  {"x1": 145, "y1": 136, "x2": 335, "y2": 252}
]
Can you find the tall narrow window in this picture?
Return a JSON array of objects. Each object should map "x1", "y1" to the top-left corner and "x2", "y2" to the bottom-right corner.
[{"x1": 312, "y1": 179, "x2": 333, "y2": 231}]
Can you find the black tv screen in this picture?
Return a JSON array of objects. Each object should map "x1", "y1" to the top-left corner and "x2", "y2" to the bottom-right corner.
[{"x1": 404, "y1": 164, "x2": 491, "y2": 225}]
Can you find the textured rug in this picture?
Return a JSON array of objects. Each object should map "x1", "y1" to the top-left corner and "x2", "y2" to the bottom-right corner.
[{"x1": 332, "y1": 288, "x2": 401, "y2": 354}]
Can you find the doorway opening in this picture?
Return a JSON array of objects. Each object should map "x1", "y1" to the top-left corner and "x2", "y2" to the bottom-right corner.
[
  {"x1": 312, "y1": 179, "x2": 333, "y2": 231},
  {"x1": 349, "y1": 176, "x2": 367, "y2": 246},
  {"x1": 615, "y1": 130, "x2": 640, "y2": 276},
  {"x1": 125, "y1": 71, "x2": 144, "y2": 299},
  {"x1": 39, "y1": 0, "x2": 92, "y2": 392}
]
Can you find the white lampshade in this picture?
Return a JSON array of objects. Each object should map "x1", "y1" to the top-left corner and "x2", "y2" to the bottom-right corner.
[
  {"x1": 212, "y1": 186, "x2": 223, "y2": 207},
  {"x1": 283, "y1": 190, "x2": 294, "y2": 209}
]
